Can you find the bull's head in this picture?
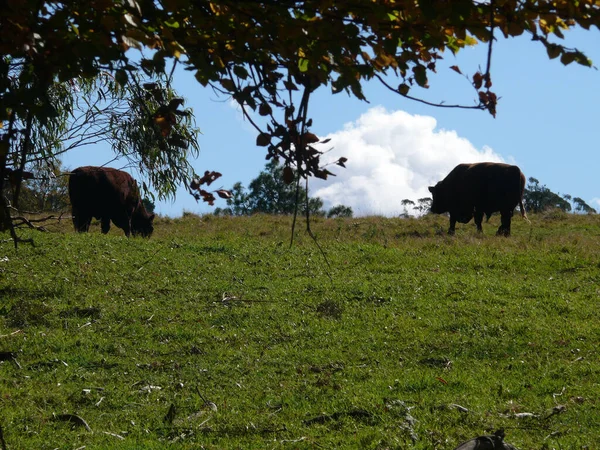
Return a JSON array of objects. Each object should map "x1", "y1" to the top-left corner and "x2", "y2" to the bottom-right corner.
[
  {"x1": 428, "y1": 184, "x2": 446, "y2": 214},
  {"x1": 132, "y1": 211, "x2": 155, "y2": 237}
]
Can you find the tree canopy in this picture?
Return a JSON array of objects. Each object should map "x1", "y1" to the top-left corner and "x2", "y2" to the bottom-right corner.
[
  {"x1": 2, "y1": 0, "x2": 599, "y2": 235},
  {"x1": 524, "y1": 177, "x2": 597, "y2": 214}
]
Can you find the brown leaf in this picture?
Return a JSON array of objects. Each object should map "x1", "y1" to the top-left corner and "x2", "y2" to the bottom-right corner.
[
  {"x1": 197, "y1": 170, "x2": 223, "y2": 186},
  {"x1": 484, "y1": 74, "x2": 492, "y2": 88},
  {"x1": 336, "y1": 157, "x2": 348, "y2": 168},
  {"x1": 472, "y1": 72, "x2": 483, "y2": 89},
  {"x1": 302, "y1": 132, "x2": 319, "y2": 144},
  {"x1": 215, "y1": 189, "x2": 232, "y2": 199},
  {"x1": 282, "y1": 166, "x2": 294, "y2": 184},
  {"x1": 315, "y1": 168, "x2": 336, "y2": 180},
  {"x1": 199, "y1": 189, "x2": 216, "y2": 205},
  {"x1": 449, "y1": 65, "x2": 462, "y2": 75},
  {"x1": 258, "y1": 103, "x2": 272, "y2": 116}
]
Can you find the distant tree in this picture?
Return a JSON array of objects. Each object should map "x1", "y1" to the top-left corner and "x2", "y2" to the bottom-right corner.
[
  {"x1": 3, "y1": 159, "x2": 69, "y2": 213},
  {"x1": 327, "y1": 205, "x2": 353, "y2": 219},
  {"x1": 142, "y1": 197, "x2": 156, "y2": 215},
  {"x1": 218, "y1": 160, "x2": 326, "y2": 216},
  {"x1": 524, "y1": 177, "x2": 572, "y2": 213},
  {"x1": 573, "y1": 197, "x2": 597, "y2": 214},
  {"x1": 400, "y1": 199, "x2": 416, "y2": 217},
  {"x1": 416, "y1": 197, "x2": 433, "y2": 216}
]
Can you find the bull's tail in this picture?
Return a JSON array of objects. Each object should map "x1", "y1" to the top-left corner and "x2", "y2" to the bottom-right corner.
[
  {"x1": 519, "y1": 199, "x2": 530, "y2": 224},
  {"x1": 518, "y1": 170, "x2": 531, "y2": 224}
]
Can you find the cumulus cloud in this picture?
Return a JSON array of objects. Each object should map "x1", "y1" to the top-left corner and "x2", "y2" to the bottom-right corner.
[{"x1": 311, "y1": 106, "x2": 504, "y2": 216}]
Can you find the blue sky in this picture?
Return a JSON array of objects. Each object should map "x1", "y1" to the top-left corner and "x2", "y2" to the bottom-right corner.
[{"x1": 63, "y1": 28, "x2": 600, "y2": 217}]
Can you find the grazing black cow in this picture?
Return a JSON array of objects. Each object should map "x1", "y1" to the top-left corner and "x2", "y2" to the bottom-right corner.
[
  {"x1": 428, "y1": 162, "x2": 527, "y2": 236},
  {"x1": 68, "y1": 166, "x2": 155, "y2": 237}
]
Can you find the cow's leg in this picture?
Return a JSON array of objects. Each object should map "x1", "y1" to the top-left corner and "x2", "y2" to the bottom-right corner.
[
  {"x1": 101, "y1": 217, "x2": 111, "y2": 234},
  {"x1": 497, "y1": 210, "x2": 513, "y2": 236},
  {"x1": 474, "y1": 210, "x2": 484, "y2": 233}
]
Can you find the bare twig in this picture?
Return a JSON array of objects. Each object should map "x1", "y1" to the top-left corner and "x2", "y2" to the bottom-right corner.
[
  {"x1": 374, "y1": 73, "x2": 485, "y2": 111},
  {"x1": 0, "y1": 330, "x2": 22, "y2": 338},
  {"x1": 485, "y1": 0, "x2": 495, "y2": 81},
  {"x1": 54, "y1": 413, "x2": 92, "y2": 432}
]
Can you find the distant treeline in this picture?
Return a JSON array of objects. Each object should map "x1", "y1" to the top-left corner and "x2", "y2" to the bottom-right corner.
[{"x1": 4, "y1": 160, "x2": 595, "y2": 217}]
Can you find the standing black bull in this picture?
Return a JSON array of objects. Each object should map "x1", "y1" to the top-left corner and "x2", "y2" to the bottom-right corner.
[
  {"x1": 428, "y1": 162, "x2": 527, "y2": 236},
  {"x1": 69, "y1": 166, "x2": 155, "y2": 237}
]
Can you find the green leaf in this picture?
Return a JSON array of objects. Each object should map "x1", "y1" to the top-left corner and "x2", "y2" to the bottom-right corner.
[
  {"x1": 464, "y1": 36, "x2": 478, "y2": 46},
  {"x1": 164, "y1": 19, "x2": 180, "y2": 29},
  {"x1": 560, "y1": 51, "x2": 576, "y2": 65},
  {"x1": 298, "y1": 58, "x2": 309, "y2": 72},
  {"x1": 233, "y1": 66, "x2": 249, "y2": 79},
  {"x1": 412, "y1": 65, "x2": 428, "y2": 88},
  {"x1": 220, "y1": 78, "x2": 235, "y2": 91},
  {"x1": 546, "y1": 44, "x2": 561, "y2": 60}
]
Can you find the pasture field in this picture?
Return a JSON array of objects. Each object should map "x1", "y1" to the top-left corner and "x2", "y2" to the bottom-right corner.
[{"x1": 0, "y1": 212, "x2": 599, "y2": 449}]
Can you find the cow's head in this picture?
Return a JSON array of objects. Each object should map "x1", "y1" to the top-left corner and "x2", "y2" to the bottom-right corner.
[
  {"x1": 428, "y1": 184, "x2": 447, "y2": 214},
  {"x1": 132, "y1": 208, "x2": 155, "y2": 237}
]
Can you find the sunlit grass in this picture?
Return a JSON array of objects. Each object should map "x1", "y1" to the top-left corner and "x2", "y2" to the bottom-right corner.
[{"x1": 1, "y1": 212, "x2": 599, "y2": 448}]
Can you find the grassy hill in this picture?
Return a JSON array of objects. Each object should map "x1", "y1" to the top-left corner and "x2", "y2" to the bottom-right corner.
[{"x1": 0, "y1": 212, "x2": 598, "y2": 449}]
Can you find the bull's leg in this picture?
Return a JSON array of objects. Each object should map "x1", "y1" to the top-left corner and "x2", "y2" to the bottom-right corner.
[
  {"x1": 101, "y1": 217, "x2": 111, "y2": 234},
  {"x1": 123, "y1": 220, "x2": 131, "y2": 237},
  {"x1": 448, "y1": 216, "x2": 457, "y2": 235},
  {"x1": 496, "y1": 210, "x2": 513, "y2": 236},
  {"x1": 474, "y1": 210, "x2": 484, "y2": 233},
  {"x1": 112, "y1": 213, "x2": 132, "y2": 237},
  {"x1": 72, "y1": 209, "x2": 91, "y2": 232}
]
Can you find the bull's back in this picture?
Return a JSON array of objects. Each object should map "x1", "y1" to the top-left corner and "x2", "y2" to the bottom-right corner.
[
  {"x1": 466, "y1": 163, "x2": 524, "y2": 211},
  {"x1": 69, "y1": 166, "x2": 103, "y2": 209},
  {"x1": 69, "y1": 166, "x2": 138, "y2": 215}
]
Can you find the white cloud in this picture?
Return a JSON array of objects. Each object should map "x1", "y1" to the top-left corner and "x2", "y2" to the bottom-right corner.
[{"x1": 311, "y1": 106, "x2": 504, "y2": 216}]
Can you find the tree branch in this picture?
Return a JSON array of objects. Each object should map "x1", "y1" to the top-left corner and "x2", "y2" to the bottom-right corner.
[{"x1": 374, "y1": 73, "x2": 485, "y2": 111}]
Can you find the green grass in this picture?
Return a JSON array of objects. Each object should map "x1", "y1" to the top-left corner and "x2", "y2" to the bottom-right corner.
[{"x1": 1, "y1": 212, "x2": 599, "y2": 449}]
